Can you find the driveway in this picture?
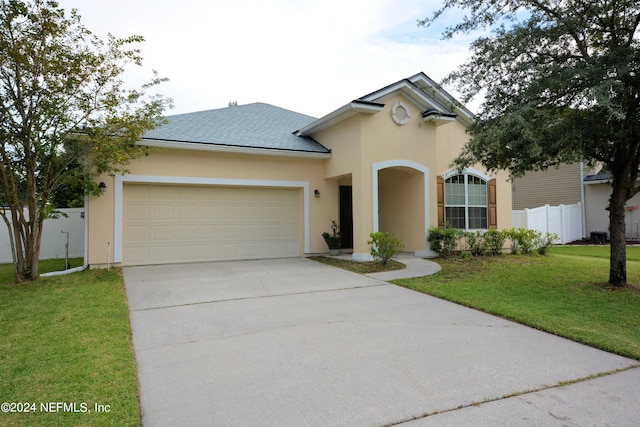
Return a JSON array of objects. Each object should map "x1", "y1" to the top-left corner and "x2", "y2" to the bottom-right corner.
[{"x1": 124, "y1": 258, "x2": 640, "y2": 426}]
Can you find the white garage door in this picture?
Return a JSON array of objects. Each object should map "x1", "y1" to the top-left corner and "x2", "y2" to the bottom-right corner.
[{"x1": 123, "y1": 184, "x2": 301, "y2": 265}]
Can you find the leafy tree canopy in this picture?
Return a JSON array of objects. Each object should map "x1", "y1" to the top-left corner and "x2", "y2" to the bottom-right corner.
[
  {"x1": 0, "y1": 0, "x2": 171, "y2": 281},
  {"x1": 421, "y1": 0, "x2": 640, "y2": 286}
]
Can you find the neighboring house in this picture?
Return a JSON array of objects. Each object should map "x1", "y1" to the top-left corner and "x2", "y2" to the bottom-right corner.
[
  {"x1": 583, "y1": 171, "x2": 640, "y2": 240},
  {"x1": 87, "y1": 72, "x2": 512, "y2": 267},
  {"x1": 513, "y1": 163, "x2": 640, "y2": 240},
  {"x1": 512, "y1": 164, "x2": 584, "y2": 210}
]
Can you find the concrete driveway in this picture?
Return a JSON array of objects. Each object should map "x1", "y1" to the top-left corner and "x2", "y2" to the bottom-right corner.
[{"x1": 124, "y1": 258, "x2": 640, "y2": 426}]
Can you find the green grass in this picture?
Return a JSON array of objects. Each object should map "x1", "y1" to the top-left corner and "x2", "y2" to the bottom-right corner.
[
  {"x1": 0, "y1": 257, "x2": 85, "y2": 284},
  {"x1": 550, "y1": 244, "x2": 640, "y2": 261},
  {"x1": 395, "y1": 246, "x2": 640, "y2": 360},
  {"x1": 309, "y1": 256, "x2": 405, "y2": 274},
  {"x1": 0, "y1": 261, "x2": 139, "y2": 426}
]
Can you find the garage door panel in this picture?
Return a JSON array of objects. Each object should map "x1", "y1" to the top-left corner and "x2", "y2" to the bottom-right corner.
[
  {"x1": 175, "y1": 186, "x2": 198, "y2": 201},
  {"x1": 127, "y1": 225, "x2": 150, "y2": 242},
  {"x1": 199, "y1": 225, "x2": 219, "y2": 239},
  {"x1": 177, "y1": 226, "x2": 198, "y2": 240},
  {"x1": 123, "y1": 184, "x2": 301, "y2": 265},
  {"x1": 152, "y1": 205, "x2": 175, "y2": 220},
  {"x1": 152, "y1": 226, "x2": 175, "y2": 242},
  {"x1": 127, "y1": 205, "x2": 150, "y2": 220},
  {"x1": 150, "y1": 246, "x2": 174, "y2": 263},
  {"x1": 126, "y1": 185, "x2": 150, "y2": 200},
  {"x1": 127, "y1": 247, "x2": 150, "y2": 264},
  {"x1": 151, "y1": 186, "x2": 175, "y2": 200},
  {"x1": 175, "y1": 205, "x2": 197, "y2": 219}
]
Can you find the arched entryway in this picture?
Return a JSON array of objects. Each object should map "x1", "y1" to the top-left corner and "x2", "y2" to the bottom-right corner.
[{"x1": 372, "y1": 160, "x2": 431, "y2": 256}]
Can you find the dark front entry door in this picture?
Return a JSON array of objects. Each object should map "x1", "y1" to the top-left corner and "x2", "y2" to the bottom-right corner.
[{"x1": 339, "y1": 186, "x2": 353, "y2": 249}]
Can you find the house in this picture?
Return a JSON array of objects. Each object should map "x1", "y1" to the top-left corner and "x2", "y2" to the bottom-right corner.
[
  {"x1": 513, "y1": 164, "x2": 640, "y2": 240},
  {"x1": 583, "y1": 170, "x2": 640, "y2": 240},
  {"x1": 87, "y1": 72, "x2": 513, "y2": 267}
]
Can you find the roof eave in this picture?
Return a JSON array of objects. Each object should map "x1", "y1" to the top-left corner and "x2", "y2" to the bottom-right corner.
[
  {"x1": 360, "y1": 80, "x2": 447, "y2": 112},
  {"x1": 139, "y1": 139, "x2": 331, "y2": 159},
  {"x1": 296, "y1": 101, "x2": 384, "y2": 136},
  {"x1": 584, "y1": 177, "x2": 612, "y2": 184},
  {"x1": 422, "y1": 110, "x2": 458, "y2": 126},
  {"x1": 359, "y1": 77, "x2": 475, "y2": 127},
  {"x1": 408, "y1": 73, "x2": 476, "y2": 125}
]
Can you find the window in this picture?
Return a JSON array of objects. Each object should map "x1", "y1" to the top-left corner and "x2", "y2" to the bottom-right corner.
[{"x1": 444, "y1": 174, "x2": 488, "y2": 229}]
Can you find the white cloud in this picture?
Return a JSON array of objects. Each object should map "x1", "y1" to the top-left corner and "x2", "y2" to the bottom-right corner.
[{"x1": 57, "y1": 0, "x2": 477, "y2": 116}]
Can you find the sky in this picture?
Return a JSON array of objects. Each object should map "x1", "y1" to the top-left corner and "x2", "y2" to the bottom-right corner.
[{"x1": 57, "y1": 0, "x2": 478, "y2": 118}]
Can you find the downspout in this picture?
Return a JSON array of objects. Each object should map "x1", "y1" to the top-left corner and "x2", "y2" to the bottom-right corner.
[
  {"x1": 83, "y1": 191, "x2": 88, "y2": 268},
  {"x1": 40, "y1": 191, "x2": 90, "y2": 277},
  {"x1": 580, "y1": 161, "x2": 587, "y2": 239}
]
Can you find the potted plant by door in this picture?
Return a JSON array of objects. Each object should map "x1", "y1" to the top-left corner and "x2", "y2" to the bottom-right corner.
[{"x1": 322, "y1": 220, "x2": 341, "y2": 256}]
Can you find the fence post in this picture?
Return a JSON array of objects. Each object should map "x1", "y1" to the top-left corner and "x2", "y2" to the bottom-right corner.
[
  {"x1": 559, "y1": 204, "x2": 565, "y2": 244},
  {"x1": 545, "y1": 204, "x2": 550, "y2": 234},
  {"x1": 578, "y1": 201, "x2": 585, "y2": 240}
]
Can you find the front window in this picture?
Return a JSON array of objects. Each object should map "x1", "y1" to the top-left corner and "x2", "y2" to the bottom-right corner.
[{"x1": 445, "y1": 174, "x2": 488, "y2": 229}]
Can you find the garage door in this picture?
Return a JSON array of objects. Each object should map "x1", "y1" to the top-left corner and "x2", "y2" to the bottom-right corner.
[{"x1": 123, "y1": 184, "x2": 301, "y2": 265}]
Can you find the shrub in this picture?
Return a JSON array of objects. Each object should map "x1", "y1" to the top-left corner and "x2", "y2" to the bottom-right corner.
[
  {"x1": 465, "y1": 231, "x2": 488, "y2": 256},
  {"x1": 484, "y1": 229, "x2": 507, "y2": 256},
  {"x1": 428, "y1": 227, "x2": 463, "y2": 257},
  {"x1": 428, "y1": 227, "x2": 552, "y2": 258},
  {"x1": 508, "y1": 228, "x2": 543, "y2": 254},
  {"x1": 536, "y1": 232, "x2": 559, "y2": 255},
  {"x1": 368, "y1": 232, "x2": 404, "y2": 265}
]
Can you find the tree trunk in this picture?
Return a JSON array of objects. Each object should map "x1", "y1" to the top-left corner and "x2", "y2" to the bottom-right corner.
[
  {"x1": 3, "y1": 204, "x2": 44, "y2": 282},
  {"x1": 0, "y1": 211, "x2": 19, "y2": 280},
  {"x1": 30, "y1": 216, "x2": 43, "y2": 280},
  {"x1": 11, "y1": 207, "x2": 27, "y2": 282},
  {"x1": 608, "y1": 180, "x2": 627, "y2": 287}
]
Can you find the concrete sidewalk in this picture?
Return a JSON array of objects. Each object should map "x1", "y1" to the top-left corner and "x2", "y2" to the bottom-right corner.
[
  {"x1": 366, "y1": 253, "x2": 441, "y2": 280},
  {"x1": 124, "y1": 258, "x2": 640, "y2": 426},
  {"x1": 322, "y1": 252, "x2": 442, "y2": 281}
]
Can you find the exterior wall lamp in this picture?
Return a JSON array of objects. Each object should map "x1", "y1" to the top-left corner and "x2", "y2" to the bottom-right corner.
[
  {"x1": 314, "y1": 189, "x2": 320, "y2": 198},
  {"x1": 98, "y1": 182, "x2": 107, "y2": 193}
]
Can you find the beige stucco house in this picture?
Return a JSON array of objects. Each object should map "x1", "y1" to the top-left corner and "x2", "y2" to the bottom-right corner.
[{"x1": 87, "y1": 72, "x2": 512, "y2": 267}]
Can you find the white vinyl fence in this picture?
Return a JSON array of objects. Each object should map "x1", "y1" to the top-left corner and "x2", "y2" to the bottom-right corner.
[
  {"x1": 512, "y1": 203, "x2": 583, "y2": 244},
  {"x1": 0, "y1": 208, "x2": 85, "y2": 263}
]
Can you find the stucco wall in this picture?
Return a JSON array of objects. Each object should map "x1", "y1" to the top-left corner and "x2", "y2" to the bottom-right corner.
[
  {"x1": 378, "y1": 167, "x2": 425, "y2": 251},
  {"x1": 313, "y1": 93, "x2": 512, "y2": 259},
  {"x1": 316, "y1": 95, "x2": 441, "y2": 257},
  {"x1": 88, "y1": 149, "x2": 332, "y2": 265},
  {"x1": 433, "y1": 118, "x2": 512, "y2": 231}
]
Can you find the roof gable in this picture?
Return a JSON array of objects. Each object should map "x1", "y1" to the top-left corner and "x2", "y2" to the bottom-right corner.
[{"x1": 297, "y1": 72, "x2": 475, "y2": 137}]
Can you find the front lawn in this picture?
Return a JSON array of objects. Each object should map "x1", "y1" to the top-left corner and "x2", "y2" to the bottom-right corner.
[
  {"x1": 395, "y1": 245, "x2": 640, "y2": 360},
  {"x1": 0, "y1": 263, "x2": 139, "y2": 426}
]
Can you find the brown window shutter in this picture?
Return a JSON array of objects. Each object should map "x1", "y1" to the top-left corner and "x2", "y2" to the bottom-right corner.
[
  {"x1": 488, "y1": 178, "x2": 497, "y2": 229},
  {"x1": 437, "y1": 176, "x2": 445, "y2": 228}
]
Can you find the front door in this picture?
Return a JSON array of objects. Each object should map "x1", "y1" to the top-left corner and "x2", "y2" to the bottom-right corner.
[{"x1": 339, "y1": 186, "x2": 353, "y2": 249}]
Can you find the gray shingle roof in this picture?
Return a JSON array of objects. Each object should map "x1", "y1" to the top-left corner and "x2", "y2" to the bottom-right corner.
[
  {"x1": 143, "y1": 103, "x2": 330, "y2": 154},
  {"x1": 584, "y1": 172, "x2": 611, "y2": 182}
]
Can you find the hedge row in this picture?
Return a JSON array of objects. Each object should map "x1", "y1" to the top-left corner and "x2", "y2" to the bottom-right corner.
[{"x1": 428, "y1": 227, "x2": 558, "y2": 258}]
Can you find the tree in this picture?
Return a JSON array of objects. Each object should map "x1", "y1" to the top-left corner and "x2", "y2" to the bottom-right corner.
[
  {"x1": 0, "y1": 0, "x2": 171, "y2": 282},
  {"x1": 421, "y1": 0, "x2": 640, "y2": 286}
]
